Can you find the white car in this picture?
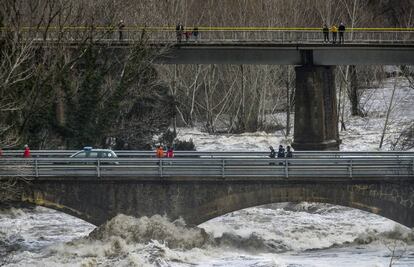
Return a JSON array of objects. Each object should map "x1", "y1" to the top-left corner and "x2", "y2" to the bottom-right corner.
[{"x1": 70, "y1": 147, "x2": 118, "y2": 164}]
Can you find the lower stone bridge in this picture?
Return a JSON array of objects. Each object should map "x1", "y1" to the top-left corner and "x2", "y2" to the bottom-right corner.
[
  {"x1": 8, "y1": 175, "x2": 414, "y2": 228},
  {"x1": 1, "y1": 155, "x2": 413, "y2": 227}
]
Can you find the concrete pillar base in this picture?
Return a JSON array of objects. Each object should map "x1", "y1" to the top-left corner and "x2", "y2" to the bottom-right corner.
[
  {"x1": 292, "y1": 139, "x2": 341, "y2": 151},
  {"x1": 293, "y1": 65, "x2": 340, "y2": 151}
]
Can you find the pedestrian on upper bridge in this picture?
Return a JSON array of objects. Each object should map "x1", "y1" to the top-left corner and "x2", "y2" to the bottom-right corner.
[
  {"x1": 176, "y1": 22, "x2": 184, "y2": 43},
  {"x1": 331, "y1": 25, "x2": 338, "y2": 44},
  {"x1": 338, "y1": 22, "x2": 346, "y2": 44},
  {"x1": 323, "y1": 24, "x2": 329, "y2": 43},
  {"x1": 23, "y1": 144, "x2": 31, "y2": 158},
  {"x1": 193, "y1": 27, "x2": 199, "y2": 41},
  {"x1": 118, "y1": 20, "x2": 125, "y2": 41},
  {"x1": 185, "y1": 30, "x2": 191, "y2": 42}
]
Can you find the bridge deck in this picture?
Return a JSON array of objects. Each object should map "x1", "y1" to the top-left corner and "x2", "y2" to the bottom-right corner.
[{"x1": 5, "y1": 28, "x2": 414, "y2": 65}]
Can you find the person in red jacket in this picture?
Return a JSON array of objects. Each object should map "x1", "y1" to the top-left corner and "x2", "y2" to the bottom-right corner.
[
  {"x1": 166, "y1": 147, "x2": 174, "y2": 158},
  {"x1": 23, "y1": 144, "x2": 31, "y2": 158}
]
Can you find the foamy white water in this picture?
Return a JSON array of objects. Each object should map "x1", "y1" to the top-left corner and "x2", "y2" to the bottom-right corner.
[{"x1": 1, "y1": 204, "x2": 413, "y2": 266}]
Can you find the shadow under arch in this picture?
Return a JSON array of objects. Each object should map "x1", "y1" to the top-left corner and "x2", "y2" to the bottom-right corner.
[{"x1": 1, "y1": 201, "x2": 95, "y2": 227}]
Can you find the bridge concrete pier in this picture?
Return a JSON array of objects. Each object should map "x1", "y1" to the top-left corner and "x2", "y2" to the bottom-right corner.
[{"x1": 293, "y1": 65, "x2": 340, "y2": 150}]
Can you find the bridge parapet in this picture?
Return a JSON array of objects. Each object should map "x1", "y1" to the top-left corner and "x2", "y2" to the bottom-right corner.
[
  {"x1": 1, "y1": 155, "x2": 413, "y2": 179},
  {"x1": 1, "y1": 27, "x2": 414, "y2": 44}
]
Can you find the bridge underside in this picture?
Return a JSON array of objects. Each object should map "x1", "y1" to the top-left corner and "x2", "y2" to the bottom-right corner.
[
  {"x1": 10, "y1": 177, "x2": 414, "y2": 228},
  {"x1": 154, "y1": 44, "x2": 414, "y2": 65}
]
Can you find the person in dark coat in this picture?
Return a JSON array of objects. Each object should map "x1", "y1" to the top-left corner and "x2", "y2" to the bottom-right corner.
[
  {"x1": 277, "y1": 145, "x2": 285, "y2": 158},
  {"x1": 277, "y1": 145, "x2": 285, "y2": 165},
  {"x1": 338, "y1": 22, "x2": 346, "y2": 44},
  {"x1": 286, "y1": 146, "x2": 293, "y2": 158},
  {"x1": 176, "y1": 23, "x2": 184, "y2": 42},
  {"x1": 193, "y1": 27, "x2": 199, "y2": 41},
  {"x1": 269, "y1": 146, "x2": 276, "y2": 158},
  {"x1": 118, "y1": 20, "x2": 125, "y2": 40},
  {"x1": 323, "y1": 24, "x2": 329, "y2": 43},
  {"x1": 269, "y1": 146, "x2": 276, "y2": 165}
]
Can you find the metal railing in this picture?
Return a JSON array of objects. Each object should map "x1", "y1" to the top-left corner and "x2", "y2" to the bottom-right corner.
[
  {"x1": 1, "y1": 150, "x2": 414, "y2": 158},
  {"x1": 0, "y1": 156, "x2": 413, "y2": 179},
  {"x1": 1, "y1": 27, "x2": 414, "y2": 44}
]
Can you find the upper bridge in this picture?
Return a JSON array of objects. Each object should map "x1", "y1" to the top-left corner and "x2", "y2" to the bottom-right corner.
[
  {"x1": 4, "y1": 27, "x2": 414, "y2": 65},
  {"x1": 1, "y1": 151, "x2": 413, "y2": 227}
]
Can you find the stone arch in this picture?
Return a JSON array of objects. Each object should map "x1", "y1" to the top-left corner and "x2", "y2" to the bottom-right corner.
[{"x1": 190, "y1": 181, "x2": 414, "y2": 227}]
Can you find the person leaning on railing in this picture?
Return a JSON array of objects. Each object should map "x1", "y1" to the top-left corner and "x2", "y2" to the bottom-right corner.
[
  {"x1": 156, "y1": 145, "x2": 164, "y2": 158},
  {"x1": 23, "y1": 144, "x2": 31, "y2": 158},
  {"x1": 176, "y1": 22, "x2": 184, "y2": 43},
  {"x1": 118, "y1": 20, "x2": 125, "y2": 40},
  {"x1": 193, "y1": 27, "x2": 199, "y2": 41},
  {"x1": 323, "y1": 24, "x2": 329, "y2": 43},
  {"x1": 286, "y1": 146, "x2": 293, "y2": 158},
  {"x1": 331, "y1": 25, "x2": 338, "y2": 44},
  {"x1": 338, "y1": 23, "x2": 346, "y2": 44}
]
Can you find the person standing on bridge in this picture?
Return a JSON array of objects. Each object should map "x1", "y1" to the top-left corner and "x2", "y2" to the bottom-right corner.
[
  {"x1": 185, "y1": 30, "x2": 191, "y2": 42},
  {"x1": 269, "y1": 146, "x2": 276, "y2": 165},
  {"x1": 338, "y1": 22, "x2": 346, "y2": 44},
  {"x1": 286, "y1": 146, "x2": 293, "y2": 158},
  {"x1": 331, "y1": 25, "x2": 338, "y2": 44},
  {"x1": 277, "y1": 145, "x2": 285, "y2": 158},
  {"x1": 193, "y1": 27, "x2": 199, "y2": 41},
  {"x1": 23, "y1": 144, "x2": 31, "y2": 158},
  {"x1": 118, "y1": 20, "x2": 125, "y2": 41},
  {"x1": 277, "y1": 145, "x2": 285, "y2": 166},
  {"x1": 156, "y1": 145, "x2": 164, "y2": 158},
  {"x1": 176, "y1": 22, "x2": 184, "y2": 43},
  {"x1": 269, "y1": 146, "x2": 276, "y2": 159},
  {"x1": 166, "y1": 147, "x2": 174, "y2": 158},
  {"x1": 323, "y1": 24, "x2": 329, "y2": 43}
]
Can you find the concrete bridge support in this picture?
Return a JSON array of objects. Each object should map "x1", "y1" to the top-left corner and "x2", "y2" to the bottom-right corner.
[{"x1": 293, "y1": 65, "x2": 340, "y2": 150}]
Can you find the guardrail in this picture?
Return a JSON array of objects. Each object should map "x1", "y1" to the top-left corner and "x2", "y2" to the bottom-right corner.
[
  {"x1": 0, "y1": 157, "x2": 413, "y2": 179},
  {"x1": 2, "y1": 27, "x2": 414, "y2": 44},
  {"x1": 1, "y1": 150, "x2": 414, "y2": 158}
]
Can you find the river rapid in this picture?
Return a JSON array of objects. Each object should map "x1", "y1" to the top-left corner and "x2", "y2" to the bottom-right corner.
[{"x1": 1, "y1": 202, "x2": 414, "y2": 267}]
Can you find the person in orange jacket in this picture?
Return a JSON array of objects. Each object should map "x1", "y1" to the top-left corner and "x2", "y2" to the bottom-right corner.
[
  {"x1": 156, "y1": 145, "x2": 164, "y2": 158},
  {"x1": 23, "y1": 144, "x2": 31, "y2": 158}
]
